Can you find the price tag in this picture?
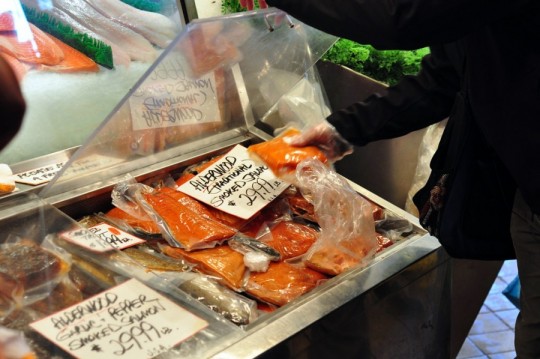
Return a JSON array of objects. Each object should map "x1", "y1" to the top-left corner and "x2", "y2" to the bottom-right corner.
[
  {"x1": 129, "y1": 56, "x2": 221, "y2": 131},
  {"x1": 30, "y1": 279, "x2": 208, "y2": 359},
  {"x1": 14, "y1": 161, "x2": 65, "y2": 185},
  {"x1": 177, "y1": 145, "x2": 290, "y2": 219},
  {"x1": 61, "y1": 223, "x2": 145, "y2": 252}
]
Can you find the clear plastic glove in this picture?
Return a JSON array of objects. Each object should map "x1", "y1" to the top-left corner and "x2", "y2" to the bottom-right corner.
[
  {"x1": 239, "y1": 0, "x2": 268, "y2": 10},
  {"x1": 284, "y1": 123, "x2": 354, "y2": 162}
]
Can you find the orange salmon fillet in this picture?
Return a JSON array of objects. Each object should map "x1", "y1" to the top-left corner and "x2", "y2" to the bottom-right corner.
[
  {"x1": 105, "y1": 206, "x2": 161, "y2": 235},
  {"x1": 0, "y1": 23, "x2": 63, "y2": 65},
  {"x1": 246, "y1": 262, "x2": 327, "y2": 307},
  {"x1": 39, "y1": 35, "x2": 98, "y2": 73},
  {"x1": 162, "y1": 244, "x2": 246, "y2": 291},
  {"x1": 0, "y1": 52, "x2": 28, "y2": 81},
  {"x1": 259, "y1": 221, "x2": 318, "y2": 260},
  {"x1": 248, "y1": 128, "x2": 328, "y2": 177},
  {"x1": 143, "y1": 190, "x2": 236, "y2": 250},
  {"x1": 0, "y1": 12, "x2": 16, "y2": 32}
]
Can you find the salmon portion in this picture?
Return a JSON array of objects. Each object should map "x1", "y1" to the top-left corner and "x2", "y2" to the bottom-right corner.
[
  {"x1": 260, "y1": 221, "x2": 318, "y2": 260},
  {"x1": 162, "y1": 244, "x2": 247, "y2": 291},
  {"x1": 1, "y1": 52, "x2": 28, "y2": 81},
  {"x1": 245, "y1": 262, "x2": 327, "y2": 307},
  {"x1": 305, "y1": 237, "x2": 375, "y2": 276},
  {"x1": 0, "y1": 23, "x2": 63, "y2": 65},
  {"x1": 248, "y1": 128, "x2": 328, "y2": 177},
  {"x1": 0, "y1": 12, "x2": 16, "y2": 32},
  {"x1": 143, "y1": 190, "x2": 236, "y2": 250},
  {"x1": 105, "y1": 206, "x2": 161, "y2": 235},
  {"x1": 39, "y1": 35, "x2": 98, "y2": 73}
]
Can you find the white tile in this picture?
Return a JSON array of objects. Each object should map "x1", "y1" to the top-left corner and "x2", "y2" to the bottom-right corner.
[
  {"x1": 495, "y1": 309, "x2": 519, "y2": 330},
  {"x1": 469, "y1": 313, "x2": 511, "y2": 334},
  {"x1": 469, "y1": 331, "x2": 515, "y2": 355},
  {"x1": 488, "y1": 351, "x2": 516, "y2": 359},
  {"x1": 490, "y1": 278, "x2": 509, "y2": 295},
  {"x1": 484, "y1": 293, "x2": 517, "y2": 312},
  {"x1": 457, "y1": 338, "x2": 484, "y2": 358}
]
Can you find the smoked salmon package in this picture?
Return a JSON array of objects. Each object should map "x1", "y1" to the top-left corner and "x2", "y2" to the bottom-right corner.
[
  {"x1": 247, "y1": 127, "x2": 328, "y2": 183},
  {"x1": 111, "y1": 176, "x2": 237, "y2": 250},
  {"x1": 294, "y1": 158, "x2": 379, "y2": 276}
]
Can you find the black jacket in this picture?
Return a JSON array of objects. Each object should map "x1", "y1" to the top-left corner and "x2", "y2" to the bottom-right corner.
[{"x1": 267, "y1": 0, "x2": 540, "y2": 214}]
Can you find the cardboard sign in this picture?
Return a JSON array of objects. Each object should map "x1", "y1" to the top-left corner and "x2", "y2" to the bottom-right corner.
[
  {"x1": 31, "y1": 279, "x2": 208, "y2": 359},
  {"x1": 14, "y1": 161, "x2": 66, "y2": 185},
  {"x1": 129, "y1": 56, "x2": 220, "y2": 131},
  {"x1": 61, "y1": 223, "x2": 145, "y2": 252},
  {"x1": 177, "y1": 145, "x2": 290, "y2": 219}
]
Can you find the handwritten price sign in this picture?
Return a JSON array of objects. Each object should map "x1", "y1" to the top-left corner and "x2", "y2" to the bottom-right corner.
[
  {"x1": 31, "y1": 279, "x2": 208, "y2": 359},
  {"x1": 61, "y1": 223, "x2": 145, "y2": 252},
  {"x1": 129, "y1": 56, "x2": 220, "y2": 131},
  {"x1": 177, "y1": 145, "x2": 290, "y2": 219}
]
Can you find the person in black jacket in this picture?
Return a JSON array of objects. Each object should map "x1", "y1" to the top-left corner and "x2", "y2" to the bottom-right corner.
[{"x1": 242, "y1": 1, "x2": 540, "y2": 357}]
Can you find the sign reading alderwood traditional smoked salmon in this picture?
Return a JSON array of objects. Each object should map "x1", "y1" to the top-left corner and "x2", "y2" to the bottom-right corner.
[
  {"x1": 129, "y1": 55, "x2": 221, "y2": 131},
  {"x1": 30, "y1": 279, "x2": 208, "y2": 359},
  {"x1": 177, "y1": 145, "x2": 290, "y2": 220}
]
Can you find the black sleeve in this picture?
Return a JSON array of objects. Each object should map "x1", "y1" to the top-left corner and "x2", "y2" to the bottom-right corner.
[
  {"x1": 267, "y1": 0, "x2": 529, "y2": 49},
  {"x1": 326, "y1": 44, "x2": 460, "y2": 146}
]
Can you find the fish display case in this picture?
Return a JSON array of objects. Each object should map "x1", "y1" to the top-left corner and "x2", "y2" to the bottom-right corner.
[{"x1": 0, "y1": 8, "x2": 455, "y2": 359}]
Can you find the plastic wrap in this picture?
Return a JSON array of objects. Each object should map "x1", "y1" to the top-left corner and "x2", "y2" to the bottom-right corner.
[
  {"x1": 228, "y1": 233, "x2": 281, "y2": 272},
  {"x1": 258, "y1": 220, "x2": 319, "y2": 261},
  {"x1": 248, "y1": 127, "x2": 328, "y2": 183},
  {"x1": 404, "y1": 120, "x2": 447, "y2": 216},
  {"x1": 295, "y1": 159, "x2": 378, "y2": 276},
  {"x1": 245, "y1": 261, "x2": 327, "y2": 307},
  {"x1": 161, "y1": 244, "x2": 249, "y2": 292},
  {"x1": 111, "y1": 177, "x2": 236, "y2": 250}
]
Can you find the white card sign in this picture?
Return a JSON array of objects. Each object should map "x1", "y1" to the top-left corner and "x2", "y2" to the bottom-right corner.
[
  {"x1": 129, "y1": 56, "x2": 220, "y2": 131},
  {"x1": 61, "y1": 223, "x2": 145, "y2": 252},
  {"x1": 177, "y1": 145, "x2": 290, "y2": 219},
  {"x1": 30, "y1": 279, "x2": 208, "y2": 359},
  {"x1": 14, "y1": 161, "x2": 66, "y2": 185}
]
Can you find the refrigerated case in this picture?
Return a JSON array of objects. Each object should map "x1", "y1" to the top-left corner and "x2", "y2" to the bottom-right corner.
[{"x1": 0, "y1": 7, "x2": 461, "y2": 359}]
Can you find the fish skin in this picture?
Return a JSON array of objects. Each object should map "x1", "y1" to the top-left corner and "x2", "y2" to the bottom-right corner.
[
  {"x1": 178, "y1": 274, "x2": 256, "y2": 325},
  {"x1": 83, "y1": 0, "x2": 178, "y2": 48}
]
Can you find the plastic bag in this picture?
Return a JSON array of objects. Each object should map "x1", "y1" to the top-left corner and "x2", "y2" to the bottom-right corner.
[
  {"x1": 404, "y1": 120, "x2": 447, "y2": 216},
  {"x1": 296, "y1": 159, "x2": 378, "y2": 276}
]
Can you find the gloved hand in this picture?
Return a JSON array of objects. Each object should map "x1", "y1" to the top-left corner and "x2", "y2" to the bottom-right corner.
[
  {"x1": 239, "y1": 0, "x2": 268, "y2": 10},
  {"x1": 284, "y1": 122, "x2": 354, "y2": 162}
]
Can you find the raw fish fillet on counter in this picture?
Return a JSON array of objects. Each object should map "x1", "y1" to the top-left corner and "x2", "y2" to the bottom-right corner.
[{"x1": 1, "y1": 0, "x2": 181, "y2": 76}]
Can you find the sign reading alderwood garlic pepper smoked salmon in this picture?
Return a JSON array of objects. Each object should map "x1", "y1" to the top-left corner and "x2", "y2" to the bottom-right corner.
[
  {"x1": 128, "y1": 56, "x2": 221, "y2": 131},
  {"x1": 177, "y1": 145, "x2": 290, "y2": 220},
  {"x1": 30, "y1": 279, "x2": 208, "y2": 359}
]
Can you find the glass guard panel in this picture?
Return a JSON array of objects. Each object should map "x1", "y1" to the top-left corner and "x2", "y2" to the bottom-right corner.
[{"x1": 41, "y1": 8, "x2": 337, "y2": 199}]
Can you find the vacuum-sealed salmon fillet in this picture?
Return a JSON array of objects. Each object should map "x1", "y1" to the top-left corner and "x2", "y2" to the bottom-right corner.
[
  {"x1": 245, "y1": 261, "x2": 327, "y2": 307},
  {"x1": 143, "y1": 190, "x2": 236, "y2": 250},
  {"x1": 247, "y1": 128, "x2": 328, "y2": 178},
  {"x1": 259, "y1": 221, "x2": 318, "y2": 260},
  {"x1": 161, "y1": 244, "x2": 247, "y2": 291}
]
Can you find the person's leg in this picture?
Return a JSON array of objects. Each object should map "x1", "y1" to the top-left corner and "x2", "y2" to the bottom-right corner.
[{"x1": 511, "y1": 190, "x2": 540, "y2": 358}]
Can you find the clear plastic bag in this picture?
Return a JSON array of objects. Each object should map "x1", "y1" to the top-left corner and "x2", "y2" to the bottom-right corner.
[
  {"x1": 296, "y1": 159, "x2": 378, "y2": 276},
  {"x1": 404, "y1": 120, "x2": 447, "y2": 216}
]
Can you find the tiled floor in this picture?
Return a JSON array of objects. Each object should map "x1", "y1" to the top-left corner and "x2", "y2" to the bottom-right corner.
[{"x1": 457, "y1": 260, "x2": 519, "y2": 359}]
